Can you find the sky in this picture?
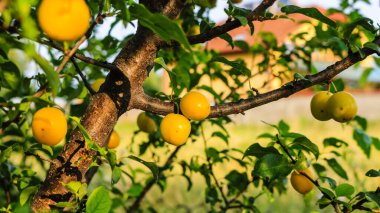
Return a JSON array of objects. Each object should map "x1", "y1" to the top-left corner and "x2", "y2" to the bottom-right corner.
[
  {"x1": 209, "y1": 0, "x2": 380, "y2": 23},
  {"x1": 100, "y1": 0, "x2": 380, "y2": 41}
]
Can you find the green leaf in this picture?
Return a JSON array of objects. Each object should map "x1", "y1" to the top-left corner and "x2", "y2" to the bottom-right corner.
[
  {"x1": 225, "y1": 170, "x2": 249, "y2": 194},
  {"x1": 31, "y1": 52, "x2": 59, "y2": 96},
  {"x1": 219, "y1": 33, "x2": 234, "y2": 49},
  {"x1": 211, "y1": 131, "x2": 229, "y2": 144},
  {"x1": 335, "y1": 183, "x2": 354, "y2": 198},
  {"x1": 127, "y1": 184, "x2": 144, "y2": 197},
  {"x1": 128, "y1": 155, "x2": 159, "y2": 182},
  {"x1": 342, "y1": 18, "x2": 376, "y2": 41},
  {"x1": 154, "y1": 57, "x2": 172, "y2": 72},
  {"x1": 325, "y1": 158, "x2": 348, "y2": 180},
  {"x1": 0, "y1": 61, "x2": 20, "y2": 90},
  {"x1": 130, "y1": 4, "x2": 191, "y2": 51},
  {"x1": 253, "y1": 154, "x2": 292, "y2": 181},
  {"x1": 64, "y1": 181, "x2": 82, "y2": 193},
  {"x1": 112, "y1": 167, "x2": 122, "y2": 184},
  {"x1": 278, "y1": 120, "x2": 290, "y2": 135},
  {"x1": 323, "y1": 138, "x2": 348, "y2": 148},
  {"x1": 365, "y1": 191, "x2": 380, "y2": 208},
  {"x1": 281, "y1": 5, "x2": 336, "y2": 28},
  {"x1": 365, "y1": 169, "x2": 380, "y2": 177},
  {"x1": 373, "y1": 137, "x2": 380, "y2": 150},
  {"x1": 235, "y1": 15, "x2": 248, "y2": 26},
  {"x1": 290, "y1": 136, "x2": 319, "y2": 160},
  {"x1": 19, "y1": 186, "x2": 38, "y2": 206},
  {"x1": 243, "y1": 143, "x2": 280, "y2": 159},
  {"x1": 211, "y1": 57, "x2": 251, "y2": 77},
  {"x1": 353, "y1": 127, "x2": 371, "y2": 158},
  {"x1": 364, "y1": 42, "x2": 380, "y2": 53},
  {"x1": 354, "y1": 116, "x2": 367, "y2": 131},
  {"x1": 86, "y1": 186, "x2": 111, "y2": 213},
  {"x1": 318, "y1": 187, "x2": 336, "y2": 200}
]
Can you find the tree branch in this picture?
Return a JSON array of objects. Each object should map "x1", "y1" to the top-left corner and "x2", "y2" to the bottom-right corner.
[
  {"x1": 127, "y1": 146, "x2": 182, "y2": 212},
  {"x1": 135, "y1": 38, "x2": 380, "y2": 117},
  {"x1": 70, "y1": 58, "x2": 96, "y2": 95},
  {"x1": 188, "y1": 0, "x2": 277, "y2": 44}
]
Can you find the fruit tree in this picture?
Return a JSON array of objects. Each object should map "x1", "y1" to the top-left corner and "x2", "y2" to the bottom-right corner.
[{"x1": 0, "y1": 0, "x2": 380, "y2": 212}]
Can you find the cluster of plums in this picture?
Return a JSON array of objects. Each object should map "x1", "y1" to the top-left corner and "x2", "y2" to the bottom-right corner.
[{"x1": 310, "y1": 91, "x2": 357, "y2": 123}]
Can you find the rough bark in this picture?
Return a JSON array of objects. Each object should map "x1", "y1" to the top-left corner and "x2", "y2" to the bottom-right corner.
[{"x1": 31, "y1": 0, "x2": 184, "y2": 211}]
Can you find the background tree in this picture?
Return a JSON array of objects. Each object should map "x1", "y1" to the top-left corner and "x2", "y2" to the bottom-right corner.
[{"x1": 0, "y1": 0, "x2": 379, "y2": 212}]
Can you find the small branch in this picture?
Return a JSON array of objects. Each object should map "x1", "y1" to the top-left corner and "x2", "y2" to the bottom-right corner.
[
  {"x1": 70, "y1": 58, "x2": 96, "y2": 95},
  {"x1": 276, "y1": 135, "x2": 342, "y2": 212},
  {"x1": 188, "y1": 0, "x2": 277, "y2": 44},
  {"x1": 25, "y1": 152, "x2": 54, "y2": 164},
  {"x1": 200, "y1": 124, "x2": 229, "y2": 209},
  {"x1": 127, "y1": 146, "x2": 182, "y2": 212},
  {"x1": 40, "y1": 40, "x2": 116, "y2": 70},
  {"x1": 134, "y1": 37, "x2": 380, "y2": 117},
  {"x1": 276, "y1": 134, "x2": 296, "y2": 164}
]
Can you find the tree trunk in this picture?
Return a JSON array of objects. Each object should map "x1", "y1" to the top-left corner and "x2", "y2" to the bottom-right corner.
[{"x1": 31, "y1": 1, "x2": 183, "y2": 211}]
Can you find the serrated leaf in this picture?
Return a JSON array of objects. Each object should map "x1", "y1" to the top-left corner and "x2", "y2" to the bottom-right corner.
[
  {"x1": 281, "y1": 5, "x2": 336, "y2": 28},
  {"x1": 253, "y1": 154, "x2": 292, "y2": 181},
  {"x1": 243, "y1": 143, "x2": 279, "y2": 159},
  {"x1": 128, "y1": 155, "x2": 159, "y2": 182},
  {"x1": 353, "y1": 127, "x2": 371, "y2": 158},
  {"x1": 325, "y1": 158, "x2": 348, "y2": 180},
  {"x1": 86, "y1": 186, "x2": 111, "y2": 213},
  {"x1": 20, "y1": 186, "x2": 38, "y2": 206},
  {"x1": 335, "y1": 183, "x2": 354, "y2": 198}
]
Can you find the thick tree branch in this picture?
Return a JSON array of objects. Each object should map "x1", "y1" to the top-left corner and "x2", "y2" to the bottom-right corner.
[
  {"x1": 188, "y1": 0, "x2": 276, "y2": 44},
  {"x1": 31, "y1": 0, "x2": 185, "y2": 211},
  {"x1": 135, "y1": 38, "x2": 380, "y2": 117}
]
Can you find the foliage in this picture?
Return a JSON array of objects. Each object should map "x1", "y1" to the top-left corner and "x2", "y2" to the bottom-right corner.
[{"x1": 0, "y1": 0, "x2": 379, "y2": 212}]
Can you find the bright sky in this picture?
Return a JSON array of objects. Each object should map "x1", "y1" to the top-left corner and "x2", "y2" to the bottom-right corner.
[
  {"x1": 101, "y1": 0, "x2": 380, "y2": 41},
  {"x1": 210, "y1": 0, "x2": 380, "y2": 23}
]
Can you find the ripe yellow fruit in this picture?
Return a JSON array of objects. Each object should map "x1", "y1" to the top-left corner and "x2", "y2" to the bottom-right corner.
[
  {"x1": 107, "y1": 131, "x2": 120, "y2": 149},
  {"x1": 290, "y1": 169, "x2": 314, "y2": 194},
  {"x1": 37, "y1": 0, "x2": 90, "y2": 41},
  {"x1": 91, "y1": 78, "x2": 105, "y2": 92},
  {"x1": 137, "y1": 112, "x2": 157, "y2": 134},
  {"x1": 310, "y1": 91, "x2": 332, "y2": 121},
  {"x1": 180, "y1": 91, "x2": 210, "y2": 121},
  {"x1": 32, "y1": 107, "x2": 67, "y2": 146},
  {"x1": 160, "y1": 113, "x2": 191, "y2": 146},
  {"x1": 326, "y1": 91, "x2": 357, "y2": 123}
]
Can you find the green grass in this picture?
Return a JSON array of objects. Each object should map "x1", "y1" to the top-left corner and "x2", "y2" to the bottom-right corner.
[{"x1": 105, "y1": 116, "x2": 380, "y2": 212}]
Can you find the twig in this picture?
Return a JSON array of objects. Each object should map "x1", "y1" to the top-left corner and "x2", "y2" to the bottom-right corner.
[
  {"x1": 187, "y1": 0, "x2": 276, "y2": 44},
  {"x1": 275, "y1": 135, "x2": 342, "y2": 212},
  {"x1": 33, "y1": 0, "x2": 108, "y2": 97},
  {"x1": 70, "y1": 58, "x2": 96, "y2": 95},
  {"x1": 25, "y1": 151, "x2": 54, "y2": 164},
  {"x1": 275, "y1": 134, "x2": 296, "y2": 164},
  {"x1": 200, "y1": 124, "x2": 229, "y2": 209},
  {"x1": 134, "y1": 35, "x2": 380, "y2": 117},
  {"x1": 127, "y1": 146, "x2": 182, "y2": 212}
]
